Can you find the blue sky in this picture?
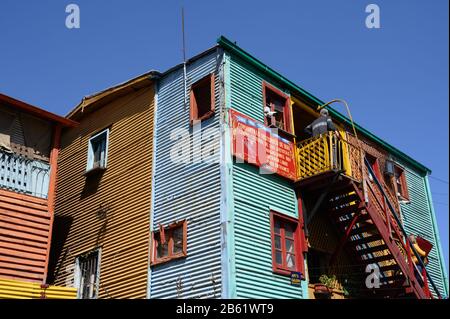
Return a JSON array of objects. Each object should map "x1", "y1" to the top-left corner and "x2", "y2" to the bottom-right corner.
[{"x1": 0, "y1": 1, "x2": 448, "y2": 275}]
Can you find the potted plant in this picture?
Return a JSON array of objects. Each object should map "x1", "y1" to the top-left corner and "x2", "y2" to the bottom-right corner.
[{"x1": 313, "y1": 274, "x2": 337, "y2": 299}]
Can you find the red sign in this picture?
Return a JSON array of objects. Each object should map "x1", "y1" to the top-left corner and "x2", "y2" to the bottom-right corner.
[{"x1": 230, "y1": 109, "x2": 297, "y2": 181}]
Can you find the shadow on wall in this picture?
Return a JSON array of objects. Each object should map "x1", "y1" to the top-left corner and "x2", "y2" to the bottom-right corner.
[
  {"x1": 47, "y1": 215, "x2": 73, "y2": 285},
  {"x1": 80, "y1": 170, "x2": 105, "y2": 199}
]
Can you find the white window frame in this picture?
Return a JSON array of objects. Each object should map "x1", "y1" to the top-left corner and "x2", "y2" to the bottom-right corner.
[
  {"x1": 74, "y1": 248, "x2": 102, "y2": 299},
  {"x1": 86, "y1": 128, "x2": 109, "y2": 172}
]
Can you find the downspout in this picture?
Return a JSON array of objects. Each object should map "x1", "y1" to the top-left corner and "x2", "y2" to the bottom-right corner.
[
  {"x1": 147, "y1": 81, "x2": 159, "y2": 299},
  {"x1": 43, "y1": 124, "x2": 62, "y2": 284}
]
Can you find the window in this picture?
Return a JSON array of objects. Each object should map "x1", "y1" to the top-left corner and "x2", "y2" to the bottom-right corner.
[
  {"x1": 86, "y1": 128, "x2": 109, "y2": 173},
  {"x1": 189, "y1": 74, "x2": 215, "y2": 124},
  {"x1": 270, "y1": 211, "x2": 301, "y2": 275},
  {"x1": 366, "y1": 153, "x2": 381, "y2": 182},
  {"x1": 263, "y1": 82, "x2": 293, "y2": 134},
  {"x1": 394, "y1": 165, "x2": 409, "y2": 200},
  {"x1": 75, "y1": 249, "x2": 100, "y2": 299},
  {"x1": 151, "y1": 220, "x2": 187, "y2": 265}
]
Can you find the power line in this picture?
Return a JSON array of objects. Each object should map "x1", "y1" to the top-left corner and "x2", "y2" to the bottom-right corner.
[{"x1": 429, "y1": 175, "x2": 449, "y2": 184}]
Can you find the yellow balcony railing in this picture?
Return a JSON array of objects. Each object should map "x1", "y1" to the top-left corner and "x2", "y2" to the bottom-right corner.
[
  {"x1": 0, "y1": 278, "x2": 77, "y2": 299},
  {"x1": 295, "y1": 132, "x2": 363, "y2": 182}
]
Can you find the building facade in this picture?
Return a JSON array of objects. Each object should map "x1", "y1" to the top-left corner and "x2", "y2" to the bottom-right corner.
[
  {"x1": 5, "y1": 36, "x2": 445, "y2": 300},
  {"x1": 0, "y1": 94, "x2": 77, "y2": 298},
  {"x1": 48, "y1": 74, "x2": 156, "y2": 298}
]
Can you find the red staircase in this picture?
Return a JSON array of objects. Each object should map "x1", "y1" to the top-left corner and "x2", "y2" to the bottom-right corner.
[{"x1": 327, "y1": 180, "x2": 429, "y2": 298}]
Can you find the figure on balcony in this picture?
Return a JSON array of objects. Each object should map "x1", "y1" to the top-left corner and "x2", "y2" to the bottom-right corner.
[
  {"x1": 305, "y1": 108, "x2": 336, "y2": 137},
  {"x1": 305, "y1": 109, "x2": 340, "y2": 169}
]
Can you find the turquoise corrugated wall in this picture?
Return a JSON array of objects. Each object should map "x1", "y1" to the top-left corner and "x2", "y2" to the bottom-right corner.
[
  {"x1": 229, "y1": 55, "x2": 288, "y2": 122},
  {"x1": 228, "y1": 53, "x2": 305, "y2": 298},
  {"x1": 233, "y1": 164, "x2": 303, "y2": 298},
  {"x1": 399, "y1": 166, "x2": 448, "y2": 297}
]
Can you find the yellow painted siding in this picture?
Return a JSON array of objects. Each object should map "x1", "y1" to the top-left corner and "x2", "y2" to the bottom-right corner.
[
  {"x1": 49, "y1": 85, "x2": 154, "y2": 299},
  {"x1": 0, "y1": 278, "x2": 77, "y2": 299}
]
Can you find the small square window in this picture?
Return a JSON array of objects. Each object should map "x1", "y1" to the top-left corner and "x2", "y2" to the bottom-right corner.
[
  {"x1": 86, "y1": 129, "x2": 109, "y2": 173},
  {"x1": 151, "y1": 220, "x2": 187, "y2": 266},
  {"x1": 189, "y1": 74, "x2": 215, "y2": 125},
  {"x1": 75, "y1": 249, "x2": 100, "y2": 299}
]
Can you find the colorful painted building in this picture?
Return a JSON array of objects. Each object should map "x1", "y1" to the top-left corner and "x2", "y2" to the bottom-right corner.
[
  {"x1": 0, "y1": 93, "x2": 78, "y2": 298},
  {"x1": 48, "y1": 74, "x2": 157, "y2": 298},
  {"x1": 4, "y1": 36, "x2": 446, "y2": 300},
  {"x1": 148, "y1": 36, "x2": 447, "y2": 299}
]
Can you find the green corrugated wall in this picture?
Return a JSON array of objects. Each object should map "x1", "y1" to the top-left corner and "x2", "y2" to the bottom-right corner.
[
  {"x1": 233, "y1": 164, "x2": 303, "y2": 298},
  {"x1": 228, "y1": 53, "x2": 305, "y2": 298},
  {"x1": 399, "y1": 166, "x2": 448, "y2": 297}
]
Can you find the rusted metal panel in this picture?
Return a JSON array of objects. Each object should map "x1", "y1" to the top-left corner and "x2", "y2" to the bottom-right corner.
[
  {"x1": 50, "y1": 85, "x2": 155, "y2": 299},
  {"x1": 150, "y1": 50, "x2": 223, "y2": 299},
  {"x1": 0, "y1": 189, "x2": 50, "y2": 283}
]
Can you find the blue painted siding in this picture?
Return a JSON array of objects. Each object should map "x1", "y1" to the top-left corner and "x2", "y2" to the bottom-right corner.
[
  {"x1": 150, "y1": 50, "x2": 223, "y2": 299},
  {"x1": 399, "y1": 165, "x2": 448, "y2": 297}
]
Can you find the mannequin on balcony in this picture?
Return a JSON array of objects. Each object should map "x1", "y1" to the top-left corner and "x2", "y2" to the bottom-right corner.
[
  {"x1": 305, "y1": 108, "x2": 336, "y2": 137},
  {"x1": 305, "y1": 109, "x2": 340, "y2": 170}
]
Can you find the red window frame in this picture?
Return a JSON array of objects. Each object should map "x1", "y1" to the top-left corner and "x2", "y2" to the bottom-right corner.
[
  {"x1": 270, "y1": 211, "x2": 303, "y2": 276},
  {"x1": 151, "y1": 220, "x2": 187, "y2": 266},
  {"x1": 394, "y1": 165, "x2": 409, "y2": 200},
  {"x1": 189, "y1": 73, "x2": 215, "y2": 125},
  {"x1": 366, "y1": 153, "x2": 382, "y2": 181},
  {"x1": 262, "y1": 81, "x2": 293, "y2": 134}
]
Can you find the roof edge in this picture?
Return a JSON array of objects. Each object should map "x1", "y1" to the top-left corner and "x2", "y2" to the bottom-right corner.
[
  {"x1": 0, "y1": 93, "x2": 78, "y2": 127},
  {"x1": 217, "y1": 35, "x2": 431, "y2": 175}
]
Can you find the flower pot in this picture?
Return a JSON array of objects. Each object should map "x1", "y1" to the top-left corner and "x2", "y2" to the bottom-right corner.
[{"x1": 313, "y1": 283, "x2": 331, "y2": 299}]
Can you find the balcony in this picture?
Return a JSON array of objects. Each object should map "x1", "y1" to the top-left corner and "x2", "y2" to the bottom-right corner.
[
  {"x1": 0, "y1": 149, "x2": 50, "y2": 199},
  {"x1": 295, "y1": 132, "x2": 363, "y2": 185}
]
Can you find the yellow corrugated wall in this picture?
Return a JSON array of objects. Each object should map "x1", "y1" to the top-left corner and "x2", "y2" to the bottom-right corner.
[
  {"x1": 0, "y1": 278, "x2": 77, "y2": 299},
  {"x1": 49, "y1": 85, "x2": 154, "y2": 298}
]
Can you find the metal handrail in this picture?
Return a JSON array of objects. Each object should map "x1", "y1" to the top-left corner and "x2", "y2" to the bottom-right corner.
[{"x1": 364, "y1": 157, "x2": 441, "y2": 299}]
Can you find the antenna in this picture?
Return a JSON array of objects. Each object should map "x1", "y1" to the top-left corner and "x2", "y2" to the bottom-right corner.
[{"x1": 182, "y1": 7, "x2": 187, "y2": 110}]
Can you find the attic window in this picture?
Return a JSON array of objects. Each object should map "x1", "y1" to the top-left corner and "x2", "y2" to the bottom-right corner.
[
  {"x1": 263, "y1": 82, "x2": 292, "y2": 134},
  {"x1": 190, "y1": 74, "x2": 215, "y2": 124}
]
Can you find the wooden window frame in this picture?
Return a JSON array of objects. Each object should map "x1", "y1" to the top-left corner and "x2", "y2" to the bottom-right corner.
[
  {"x1": 151, "y1": 220, "x2": 187, "y2": 266},
  {"x1": 189, "y1": 73, "x2": 215, "y2": 125},
  {"x1": 394, "y1": 164, "x2": 409, "y2": 201},
  {"x1": 270, "y1": 211, "x2": 302, "y2": 276},
  {"x1": 366, "y1": 153, "x2": 382, "y2": 182},
  {"x1": 85, "y1": 128, "x2": 109, "y2": 175},
  {"x1": 262, "y1": 81, "x2": 293, "y2": 134}
]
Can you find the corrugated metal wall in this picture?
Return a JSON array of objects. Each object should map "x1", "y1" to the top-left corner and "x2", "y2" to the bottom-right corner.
[
  {"x1": 227, "y1": 53, "x2": 304, "y2": 298},
  {"x1": 50, "y1": 85, "x2": 154, "y2": 298},
  {"x1": 232, "y1": 164, "x2": 302, "y2": 298},
  {"x1": 399, "y1": 166, "x2": 448, "y2": 297},
  {"x1": 150, "y1": 50, "x2": 223, "y2": 299},
  {"x1": 0, "y1": 189, "x2": 50, "y2": 283},
  {"x1": 0, "y1": 278, "x2": 77, "y2": 299}
]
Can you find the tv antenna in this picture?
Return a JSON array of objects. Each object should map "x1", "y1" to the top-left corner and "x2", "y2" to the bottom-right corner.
[{"x1": 182, "y1": 7, "x2": 187, "y2": 110}]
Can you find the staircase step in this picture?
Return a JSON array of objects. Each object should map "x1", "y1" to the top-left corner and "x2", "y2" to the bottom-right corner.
[
  {"x1": 380, "y1": 275, "x2": 405, "y2": 284},
  {"x1": 364, "y1": 254, "x2": 395, "y2": 264},
  {"x1": 349, "y1": 224, "x2": 377, "y2": 236},
  {"x1": 356, "y1": 244, "x2": 388, "y2": 255},
  {"x1": 379, "y1": 264, "x2": 400, "y2": 273},
  {"x1": 330, "y1": 203, "x2": 364, "y2": 217},
  {"x1": 349, "y1": 234, "x2": 383, "y2": 247},
  {"x1": 328, "y1": 194, "x2": 360, "y2": 208}
]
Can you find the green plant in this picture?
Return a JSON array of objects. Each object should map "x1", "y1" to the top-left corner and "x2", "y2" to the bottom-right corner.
[{"x1": 318, "y1": 274, "x2": 338, "y2": 290}]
